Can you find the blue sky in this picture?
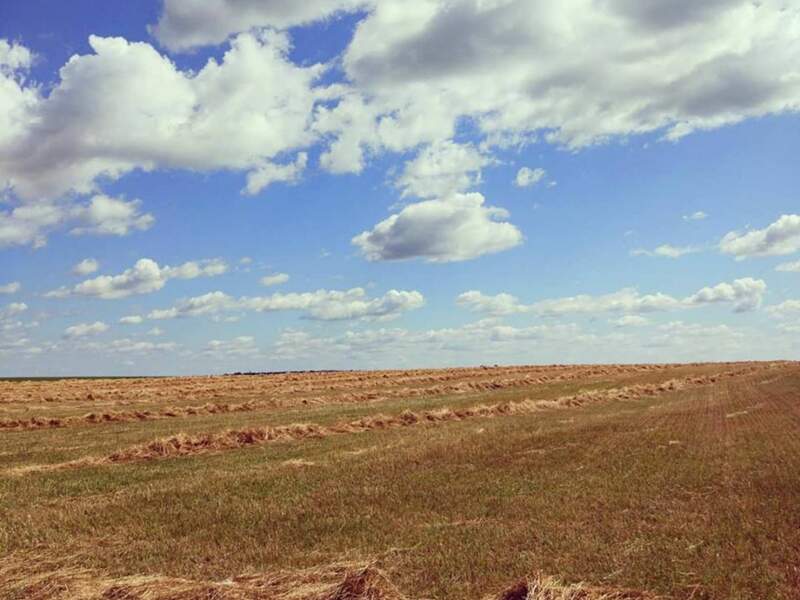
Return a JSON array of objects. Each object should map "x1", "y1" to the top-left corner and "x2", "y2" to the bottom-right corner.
[{"x1": 1, "y1": 0, "x2": 799, "y2": 375}]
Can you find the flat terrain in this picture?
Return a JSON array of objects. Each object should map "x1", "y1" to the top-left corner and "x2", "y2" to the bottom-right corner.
[{"x1": 1, "y1": 362, "x2": 798, "y2": 599}]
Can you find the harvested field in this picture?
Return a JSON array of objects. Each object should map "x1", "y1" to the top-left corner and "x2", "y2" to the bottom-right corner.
[{"x1": 1, "y1": 362, "x2": 799, "y2": 599}]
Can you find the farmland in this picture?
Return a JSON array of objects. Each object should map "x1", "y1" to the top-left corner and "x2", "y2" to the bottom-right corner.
[{"x1": 1, "y1": 361, "x2": 799, "y2": 599}]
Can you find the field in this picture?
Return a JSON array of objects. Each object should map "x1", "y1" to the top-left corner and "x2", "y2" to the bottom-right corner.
[{"x1": 1, "y1": 361, "x2": 799, "y2": 599}]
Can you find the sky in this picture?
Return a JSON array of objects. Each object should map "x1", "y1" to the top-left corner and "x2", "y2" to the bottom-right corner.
[{"x1": 1, "y1": 0, "x2": 799, "y2": 376}]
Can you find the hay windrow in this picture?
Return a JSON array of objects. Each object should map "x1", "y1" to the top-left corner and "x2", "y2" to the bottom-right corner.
[
  {"x1": 488, "y1": 575, "x2": 661, "y2": 600},
  {"x1": 0, "y1": 363, "x2": 693, "y2": 431},
  {"x1": 0, "y1": 553, "x2": 667, "y2": 600},
  {"x1": 6, "y1": 364, "x2": 770, "y2": 475},
  {"x1": 0, "y1": 559, "x2": 408, "y2": 600},
  {"x1": 4, "y1": 361, "x2": 779, "y2": 429}
]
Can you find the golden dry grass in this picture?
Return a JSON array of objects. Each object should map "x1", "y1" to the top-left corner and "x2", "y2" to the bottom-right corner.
[{"x1": 1, "y1": 361, "x2": 799, "y2": 599}]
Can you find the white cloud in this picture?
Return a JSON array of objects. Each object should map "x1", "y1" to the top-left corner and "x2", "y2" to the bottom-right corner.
[
  {"x1": 81, "y1": 337, "x2": 179, "y2": 355},
  {"x1": 775, "y1": 259, "x2": 800, "y2": 272},
  {"x1": 396, "y1": 141, "x2": 491, "y2": 199},
  {"x1": 261, "y1": 272, "x2": 290, "y2": 287},
  {"x1": 271, "y1": 319, "x2": 592, "y2": 361},
  {"x1": 777, "y1": 322, "x2": 800, "y2": 334},
  {"x1": 463, "y1": 288, "x2": 683, "y2": 316},
  {"x1": 0, "y1": 32, "x2": 324, "y2": 232},
  {"x1": 631, "y1": 244, "x2": 701, "y2": 258},
  {"x1": 352, "y1": 192, "x2": 523, "y2": 262},
  {"x1": 312, "y1": 0, "x2": 800, "y2": 171},
  {"x1": 0, "y1": 302, "x2": 27, "y2": 319},
  {"x1": 148, "y1": 291, "x2": 235, "y2": 320},
  {"x1": 766, "y1": 299, "x2": 800, "y2": 319},
  {"x1": 514, "y1": 167, "x2": 546, "y2": 188},
  {"x1": 648, "y1": 321, "x2": 744, "y2": 349},
  {"x1": 0, "y1": 40, "x2": 37, "y2": 152},
  {"x1": 63, "y1": 321, "x2": 109, "y2": 339},
  {"x1": 0, "y1": 204, "x2": 67, "y2": 249},
  {"x1": 72, "y1": 258, "x2": 100, "y2": 276},
  {"x1": 120, "y1": 315, "x2": 144, "y2": 324},
  {"x1": 244, "y1": 152, "x2": 307, "y2": 195},
  {"x1": 0, "y1": 196, "x2": 153, "y2": 249},
  {"x1": 683, "y1": 211, "x2": 708, "y2": 221},
  {"x1": 458, "y1": 277, "x2": 767, "y2": 316},
  {"x1": 684, "y1": 278, "x2": 766, "y2": 312},
  {"x1": 148, "y1": 287, "x2": 425, "y2": 321},
  {"x1": 720, "y1": 214, "x2": 800, "y2": 259},
  {"x1": 0, "y1": 281, "x2": 20, "y2": 294},
  {"x1": 147, "y1": 327, "x2": 165, "y2": 336},
  {"x1": 203, "y1": 336, "x2": 259, "y2": 358},
  {"x1": 455, "y1": 291, "x2": 527, "y2": 316},
  {"x1": 69, "y1": 195, "x2": 154, "y2": 236},
  {"x1": 2, "y1": 2, "x2": 799, "y2": 236},
  {"x1": 0, "y1": 39, "x2": 33, "y2": 72},
  {"x1": 152, "y1": 0, "x2": 368, "y2": 51},
  {"x1": 50, "y1": 257, "x2": 228, "y2": 300},
  {"x1": 610, "y1": 315, "x2": 650, "y2": 327}
]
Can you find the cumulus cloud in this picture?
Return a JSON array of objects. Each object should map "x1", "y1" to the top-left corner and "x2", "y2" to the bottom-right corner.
[
  {"x1": 766, "y1": 299, "x2": 800, "y2": 320},
  {"x1": 311, "y1": 0, "x2": 800, "y2": 171},
  {"x1": 0, "y1": 302, "x2": 27, "y2": 319},
  {"x1": 49, "y1": 257, "x2": 228, "y2": 300},
  {"x1": 720, "y1": 214, "x2": 800, "y2": 259},
  {"x1": 458, "y1": 277, "x2": 766, "y2": 316},
  {"x1": 69, "y1": 195, "x2": 154, "y2": 236},
  {"x1": 684, "y1": 278, "x2": 766, "y2": 312},
  {"x1": 0, "y1": 40, "x2": 37, "y2": 151},
  {"x1": 0, "y1": 204, "x2": 67, "y2": 249},
  {"x1": 776, "y1": 259, "x2": 800, "y2": 272},
  {"x1": 244, "y1": 152, "x2": 307, "y2": 195},
  {"x1": 147, "y1": 287, "x2": 424, "y2": 321},
  {"x1": 0, "y1": 282, "x2": 20, "y2": 294},
  {"x1": 152, "y1": 0, "x2": 368, "y2": 51},
  {"x1": 395, "y1": 141, "x2": 491, "y2": 199},
  {"x1": 63, "y1": 321, "x2": 109, "y2": 339},
  {"x1": 455, "y1": 291, "x2": 527, "y2": 316},
  {"x1": 610, "y1": 315, "x2": 650, "y2": 327},
  {"x1": 352, "y1": 192, "x2": 523, "y2": 262},
  {"x1": 3, "y1": 3, "x2": 799, "y2": 255},
  {"x1": 0, "y1": 32, "x2": 324, "y2": 204},
  {"x1": 1, "y1": 2, "x2": 799, "y2": 232},
  {"x1": 514, "y1": 167, "x2": 546, "y2": 188},
  {"x1": 261, "y1": 272, "x2": 289, "y2": 286},
  {"x1": 72, "y1": 258, "x2": 100, "y2": 276},
  {"x1": 631, "y1": 244, "x2": 701, "y2": 258},
  {"x1": 0, "y1": 196, "x2": 153, "y2": 249}
]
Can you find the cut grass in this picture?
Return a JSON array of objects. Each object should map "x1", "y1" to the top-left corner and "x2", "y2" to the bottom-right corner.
[{"x1": 0, "y1": 362, "x2": 798, "y2": 599}]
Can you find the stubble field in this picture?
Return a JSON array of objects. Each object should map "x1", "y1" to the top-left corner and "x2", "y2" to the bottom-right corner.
[{"x1": 1, "y1": 361, "x2": 799, "y2": 599}]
